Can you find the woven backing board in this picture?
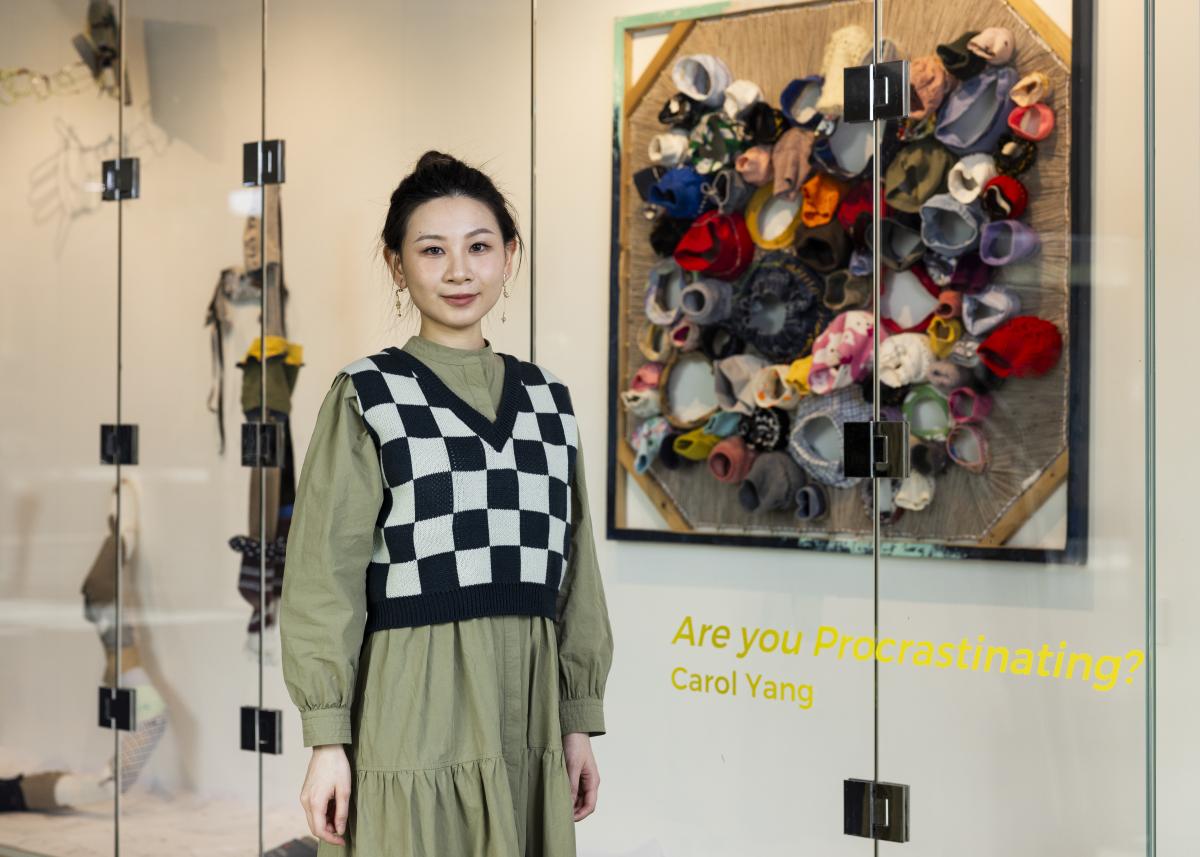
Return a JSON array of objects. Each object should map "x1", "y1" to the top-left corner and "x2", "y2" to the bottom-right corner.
[{"x1": 607, "y1": 0, "x2": 1091, "y2": 562}]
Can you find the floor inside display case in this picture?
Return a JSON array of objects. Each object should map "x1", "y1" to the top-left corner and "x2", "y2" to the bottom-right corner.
[{"x1": 0, "y1": 790, "x2": 310, "y2": 857}]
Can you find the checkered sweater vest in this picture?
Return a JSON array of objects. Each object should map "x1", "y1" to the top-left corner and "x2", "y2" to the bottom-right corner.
[{"x1": 342, "y1": 347, "x2": 578, "y2": 632}]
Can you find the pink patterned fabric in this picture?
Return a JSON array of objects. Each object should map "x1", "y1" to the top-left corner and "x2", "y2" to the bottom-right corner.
[
  {"x1": 631, "y1": 361, "x2": 664, "y2": 391},
  {"x1": 807, "y1": 310, "x2": 886, "y2": 395}
]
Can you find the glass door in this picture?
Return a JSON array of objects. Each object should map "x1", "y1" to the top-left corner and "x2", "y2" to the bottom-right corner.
[
  {"x1": 868, "y1": 0, "x2": 1153, "y2": 854},
  {"x1": 116, "y1": 1, "x2": 270, "y2": 854},
  {"x1": 0, "y1": 1, "x2": 122, "y2": 853},
  {"x1": 604, "y1": 2, "x2": 886, "y2": 853}
]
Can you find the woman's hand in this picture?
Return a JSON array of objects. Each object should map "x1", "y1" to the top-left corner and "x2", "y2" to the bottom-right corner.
[
  {"x1": 563, "y1": 732, "x2": 600, "y2": 821},
  {"x1": 300, "y1": 744, "x2": 352, "y2": 845}
]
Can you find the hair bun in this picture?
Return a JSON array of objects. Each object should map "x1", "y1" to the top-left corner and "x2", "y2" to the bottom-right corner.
[{"x1": 414, "y1": 150, "x2": 459, "y2": 173}]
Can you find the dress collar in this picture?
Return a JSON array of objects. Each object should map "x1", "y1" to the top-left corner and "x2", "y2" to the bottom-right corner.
[{"x1": 402, "y1": 333, "x2": 495, "y2": 366}]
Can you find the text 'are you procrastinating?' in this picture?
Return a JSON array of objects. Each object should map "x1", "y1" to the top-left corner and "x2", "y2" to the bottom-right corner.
[{"x1": 668, "y1": 615, "x2": 1146, "y2": 710}]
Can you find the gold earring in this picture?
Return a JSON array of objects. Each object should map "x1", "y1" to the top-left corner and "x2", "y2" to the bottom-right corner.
[
  {"x1": 395, "y1": 284, "x2": 407, "y2": 318},
  {"x1": 501, "y1": 273, "x2": 510, "y2": 323}
]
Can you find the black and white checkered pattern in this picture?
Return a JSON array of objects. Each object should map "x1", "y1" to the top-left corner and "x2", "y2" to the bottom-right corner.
[{"x1": 342, "y1": 347, "x2": 578, "y2": 632}]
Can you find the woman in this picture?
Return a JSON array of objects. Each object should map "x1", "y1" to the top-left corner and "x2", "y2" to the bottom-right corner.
[{"x1": 280, "y1": 150, "x2": 613, "y2": 856}]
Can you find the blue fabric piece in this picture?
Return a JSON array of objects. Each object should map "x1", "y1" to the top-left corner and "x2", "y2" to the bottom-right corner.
[
  {"x1": 647, "y1": 166, "x2": 705, "y2": 220},
  {"x1": 704, "y1": 409, "x2": 743, "y2": 437},
  {"x1": 779, "y1": 75, "x2": 824, "y2": 129},
  {"x1": 787, "y1": 385, "x2": 874, "y2": 488},
  {"x1": 679, "y1": 278, "x2": 734, "y2": 326},
  {"x1": 849, "y1": 247, "x2": 873, "y2": 277},
  {"x1": 978, "y1": 219, "x2": 1041, "y2": 265},
  {"x1": 934, "y1": 66, "x2": 1017, "y2": 155},
  {"x1": 733, "y1": 251, "x2": 832, "y2": 362},
  {"x1": 919, "y1": 193, "x2": 985, "y2": 257},
  {"x1": 811, "y1": 122, "x2": 872, "y2": 180}
]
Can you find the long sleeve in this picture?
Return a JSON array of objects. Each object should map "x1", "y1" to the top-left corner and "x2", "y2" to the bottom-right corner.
[
  {"x1": 280, "y1": 372, "x2": 382, "y2": 747},
  {"x1": 555, "y1": 420, "x2": 614, "y2": 737}
]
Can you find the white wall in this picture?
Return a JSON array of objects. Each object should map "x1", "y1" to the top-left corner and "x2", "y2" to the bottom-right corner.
[{"x1": 0, "y1": 0, "x2": 1193, "y2": 855}]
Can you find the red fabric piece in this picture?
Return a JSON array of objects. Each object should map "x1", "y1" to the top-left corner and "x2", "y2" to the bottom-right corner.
[
  {"x1": 673, "y1": 210, "x2": 754, "y2": 280},
  {"x1": 1007, "y1": 103, "x2": 1056, "y2": 142},
  {"x1": 835, "y1": 181, "x2": 889, "y2": 233},
  {"x1": 981, "y1": 175, "x2": 1028, "y2": 219},
  {"x1": 979, "y1": 316, "x2": 1063, "y2": 378}
]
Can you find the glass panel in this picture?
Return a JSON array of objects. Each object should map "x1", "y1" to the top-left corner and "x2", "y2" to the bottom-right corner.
[
  {"x1": 114, "y1": 0, "x2": 265, "y2": 852},
  {"x1": 1153, "y1": 0, "x2": 1197, "y2": 854},
  {"x1": 263, "y1": 0, "x2": 536, "y2": 849},
  {"x1": 877, "y1": 1, "x2": 1151, "y2": 854},
  {"x1": 568, "y1": 1, "x2": 880, "y2": 853},
  {"x1": 0, "y1": 1, "x2": 121, "y2": 854}
]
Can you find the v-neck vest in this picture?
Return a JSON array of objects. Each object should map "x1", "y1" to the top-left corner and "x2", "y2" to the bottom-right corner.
[{"x1": 341, "y1": 346, "x2": 579, "y2": 632}]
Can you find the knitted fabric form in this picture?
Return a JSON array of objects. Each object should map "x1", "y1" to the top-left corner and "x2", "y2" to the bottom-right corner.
[
  {"x1": 343, "y1": 348, "x2": 578, "y2": 632},
  {"x1": 814, "y1": 24, "x2": 872, "y2": 115}
]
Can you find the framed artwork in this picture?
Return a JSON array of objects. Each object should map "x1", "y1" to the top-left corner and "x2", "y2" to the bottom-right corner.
[{"x1": 605, "y1": 0, "x2": 1093, "y2": 563}]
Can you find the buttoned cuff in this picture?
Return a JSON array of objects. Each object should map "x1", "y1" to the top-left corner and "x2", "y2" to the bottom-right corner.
[
  {"x1": 301, "y1": 707, "x2": 352, "y2": 747},
  {"x1": 559, "y1": 697, "x2": 606, "y2": 737}
]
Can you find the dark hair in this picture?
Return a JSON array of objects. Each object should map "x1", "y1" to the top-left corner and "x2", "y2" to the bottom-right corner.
[{"x1": 381, "y1": 150, "x2": 524, "y2": 273}]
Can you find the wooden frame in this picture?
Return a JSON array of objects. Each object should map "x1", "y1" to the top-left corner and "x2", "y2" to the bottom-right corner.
[{"x1": 605, "y1": 0, "x2": 1094, "y2": 564}]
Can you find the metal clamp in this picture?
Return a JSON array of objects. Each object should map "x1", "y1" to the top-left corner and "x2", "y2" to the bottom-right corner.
[
  {"x1": 100, "y1": 423, "x2": 139, "y2": 465},
  {"x1": 101, "y1": 157, "x2": 140, "y2": 200},
  {"x1": 845, "y1": 778, "x2": 910, "y2": 843},
  {"x1": 843, "y1": 420, "x2": 911, "y2": 479},
  {"x1": 843, "y1": 60, "x2": 911, "y2": 123},
  {"x1": 98, "y1": 686, "x2": 137, "y2": 731},
  {"x1": 241, "y1": 421, "x2": 283, "y2": 468},
  {"x1": 243, "y1": 139, "x2": 286, "y2": 186},
  {"x1": 240, "y1": 706, "x2": 283, "y2": 754}
]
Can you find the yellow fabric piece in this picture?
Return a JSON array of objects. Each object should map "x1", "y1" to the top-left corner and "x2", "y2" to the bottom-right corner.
[
  {"x1": 800, "y1": 172, "x2": 845, "y2": 228},
  {"x1": 671, "y1": 427, "x2": 722, "y2": 461},
  {"x1": 785, "y1": 354, "x2": 815, "y2": 394},
  {"x1": 927, "y1": 317, "x2": 963, "y2": 359},
  {"x1": 744, "y1": 183, "x2": 803, "y2": 250},
  {"x1": 244, "y1": 334, "x2": 304, "y2": 365},
  {"x1": 637, "y1": 321, "x2": 673, "y2": 363}
]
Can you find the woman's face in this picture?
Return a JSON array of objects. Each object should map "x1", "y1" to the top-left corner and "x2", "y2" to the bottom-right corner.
[{"x1": 391, "y1": 195, "x2": 514, "y2": 332}]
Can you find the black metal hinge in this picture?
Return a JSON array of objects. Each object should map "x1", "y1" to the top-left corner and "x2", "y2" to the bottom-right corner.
[
  {"x1": 243, "y1": 140, "x2": 286, "y2": 186},
  {"x1": 100, "y1": 423, "x2": 139, "y2": 465},
  {"x1": 844, "y1": 420, "x2": 911, "y2": 479},
  {"x1": 241, "y1": 421, "x2": 283, "y2": 468},
  {"x1": 845, "y1": 778, "x2": 910, "y2": 843},
  {"x1": 98, "y1": 686, "x2": 137, "y2": 731},
  {"x1": 101, "y1": 157, "x2": 139, "y2": 200},
  {"x1": 240, "y1": 706, "x2": 283, "y2": 755},
  {"x1": 843, "y1": 60, "x2": 911, "y2": 123}
]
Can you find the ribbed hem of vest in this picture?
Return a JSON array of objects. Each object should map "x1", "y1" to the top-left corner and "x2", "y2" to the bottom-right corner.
[{"x1": 364, "y1": 583, "x2": 560, "y2": 632}]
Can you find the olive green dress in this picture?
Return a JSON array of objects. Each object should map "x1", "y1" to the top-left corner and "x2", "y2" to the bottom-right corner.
[{"x1": 279, "y1": 334, "x2": 614, "y2": 857}]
